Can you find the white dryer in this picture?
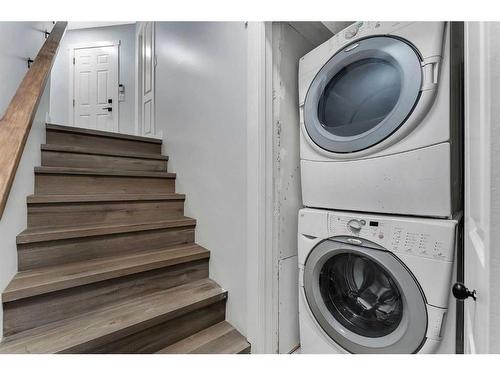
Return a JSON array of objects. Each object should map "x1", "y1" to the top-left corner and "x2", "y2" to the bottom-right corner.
[
  {"x1": 298, "y1": 208, "x2": 459, "y2": 354},
  {"x1": 298, "y1": 22, "x2": 461, "y2": 218}
]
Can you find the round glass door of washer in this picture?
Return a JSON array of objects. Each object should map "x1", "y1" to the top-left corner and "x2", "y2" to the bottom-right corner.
[{"x1": 303, "y1": 239, "x2": 428, "y2": 354}]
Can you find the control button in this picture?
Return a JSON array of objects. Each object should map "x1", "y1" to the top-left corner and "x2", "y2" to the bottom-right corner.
[{"x1": 378, "y1": 233, "x2": 384, "y2": 239}]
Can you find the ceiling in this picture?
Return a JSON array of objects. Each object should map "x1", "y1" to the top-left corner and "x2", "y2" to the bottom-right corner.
[
  {"x1": 321, "y1": 21, "x2": 354, "y2": 35},
  {"x1": 67, "y1": 22, "x2": 136, "y2": 30},
  {"x1": 287, "y1": 21, "x2": 354, "y2": 47}
]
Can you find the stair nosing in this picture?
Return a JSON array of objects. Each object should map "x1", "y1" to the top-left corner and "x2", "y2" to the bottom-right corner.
[
  {"x1": 0, "y1": 279, "x2": 227, "y2": 354},
  {"x1": 157, "y1": 321, "x2": 250, "y2": 354},
  {"x1": 34, "y1": 166, "x2": 176, "y2": 179},
  {"x1": 46, "y1": 123, "x2": 163, "y2": 144},
  {"x1": 27, "y1": 193, "x2": 186, "y2": 204},
  {"x1": 157, "y1": 321, "x2": 232, "y2": 353},
  {"x1": 2, "y1": 244, "x2": 210, "y2": 303},
  {"x1": 41, "y1": 144, "x2": 169, "y2": 161},
  {"x1": 190, "y1": 330, "x2": 250, "y2": 354},
  {"x1": 16, "y1": 218, "x2": 196, "y2": 244}
]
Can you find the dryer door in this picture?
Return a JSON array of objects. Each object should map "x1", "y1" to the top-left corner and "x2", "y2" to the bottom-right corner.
[
  {"x1": 303, "y1": 238, "x2": 428, "y2": 353},
  {"x1": 303, "y1": 36, "x2": 422, "y2": 153}
]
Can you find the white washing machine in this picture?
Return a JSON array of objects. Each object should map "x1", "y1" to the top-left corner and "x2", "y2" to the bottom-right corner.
[
  {"x1": 298, "y1": 208, "x2": 459, "y2": 354},
  {"x1": 298, "y1": 22, "x2": 461, "y2": 218}
]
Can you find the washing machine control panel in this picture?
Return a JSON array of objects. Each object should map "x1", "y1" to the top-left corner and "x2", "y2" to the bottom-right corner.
[{"x1": 327, "y1": 213, "x2": 456, "y2": 262}]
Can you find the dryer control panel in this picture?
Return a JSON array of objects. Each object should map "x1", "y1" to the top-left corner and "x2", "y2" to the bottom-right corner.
[
  {"x1": 326, "y1": 212, "x2": 457, "y2": 262},
  {"x1": 330, "y1": 21, "x2": 413, "y2": 52}
]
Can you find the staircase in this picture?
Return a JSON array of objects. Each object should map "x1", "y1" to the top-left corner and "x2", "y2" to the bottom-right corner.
[{"x1": 0, "y1": 124, "x2": 250, "y2": 354}]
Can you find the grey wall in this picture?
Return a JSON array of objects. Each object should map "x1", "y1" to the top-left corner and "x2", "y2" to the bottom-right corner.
[
  {"x1": 49, "y1": 24, "x2": 136, "y2": 134},
  {"x1": 0, "y1": 22, "x2": 52, "y2": 116},
  {"x1": 272, "y1": 22, "x2": 314, "y2": 353},
  {"x1": 154, "y1": 22, "x2": 248, "y2": 336},
  {"x1": 0, "y1": 22, "x2": 53, "y2": 337},
  {"x1": 0, "y1": 86, "x2": 50, "y2": 339}
]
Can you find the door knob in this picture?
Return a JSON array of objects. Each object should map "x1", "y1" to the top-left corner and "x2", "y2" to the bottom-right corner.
[
  {"x1": 103, "y1": 107, "x2": 112, "y2": 112},
  {"x1": 452, "y1": 282, "x2": 477, "y2": 301}
]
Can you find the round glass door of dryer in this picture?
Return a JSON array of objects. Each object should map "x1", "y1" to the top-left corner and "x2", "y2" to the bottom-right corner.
[
  {"x1": 303, "y1": 36, "x2": 422, "y2": 153},
  {"x1": 303, "y1": 239, "x2": 428, "y2": 354}
]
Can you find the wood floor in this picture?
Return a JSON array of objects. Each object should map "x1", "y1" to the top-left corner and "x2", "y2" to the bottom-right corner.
[{"x1": 0, "y1": 124, "x2": 250, "y2": 354}]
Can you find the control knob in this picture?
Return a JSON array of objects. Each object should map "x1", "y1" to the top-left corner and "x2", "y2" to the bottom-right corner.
[
  {"x1": 344, "y1": 22, "x2": 364, "y2": 39},
  {"x1": 344, "y1": 26, "x2": 359, "y2": 39},
  {"x1": 347, "y1": 219, "x2": 365, "y2": 233}
]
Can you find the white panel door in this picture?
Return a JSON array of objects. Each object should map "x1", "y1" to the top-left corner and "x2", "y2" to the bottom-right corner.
[
  {"x1": 463, "y1": 21, "x2": 491, "y2": 354},
  {"x1": 137, "y1": 22, "x2": 155, "y2": 137},
  {"x1": 73, "y1": 45, "x2": 118, "y2": 132}
]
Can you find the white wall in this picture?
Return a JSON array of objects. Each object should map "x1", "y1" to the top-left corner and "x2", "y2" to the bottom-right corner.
[
  {"x1": 0, "y1": 21, "x2": 53, "y2": 338},
  {"x1": 154, "y1": 22, "x2": 248, "y2": 336},
  {"x1": 272, "y1": 22, "x2": 314, "y2": 353},
  {"x1": 49, "y1": 24, "x2": 136, "y2": 134}
]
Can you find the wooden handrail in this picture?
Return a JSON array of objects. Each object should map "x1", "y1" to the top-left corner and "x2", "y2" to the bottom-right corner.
[{"x1": 0, "y1": 21, "x2": 67, "y2": 219}]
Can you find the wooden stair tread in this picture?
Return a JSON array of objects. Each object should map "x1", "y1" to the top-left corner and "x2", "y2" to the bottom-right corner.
[
  {"x1": 46, "y1": 124, "x2": 162, "y2": 145},
  {"x1": 0, "y1": 121, "x2": 251, "y2": 353},
  {"x1": 41, "y1": 144, "x2": 169, "y2": 160},
  {"x1": 34, "y1": 166, "x2": 176, "y2": 178},
  {"x1": 3, "y1": 244, "x2": 209, "y2": 302},
  {"x1": 0, "y1": 278, "x2": 226, "y2": 354},
  {"x1": 17, "y1": 217, "x2": 196, "y2": 244},
  {"x1": 27, "y1": 193, "x2": 185, "y2": 204},
  {"x1": 157, "y1": 321, "x2": 250, "y2": 354}
]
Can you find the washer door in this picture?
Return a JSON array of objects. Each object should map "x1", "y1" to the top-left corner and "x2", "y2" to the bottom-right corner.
[
  {"x1": 303, "y1": 36, "x2": 422, "y2": 153},
  {"x1": 303, "y1": 239, "x2": 428, "y2": 354}
]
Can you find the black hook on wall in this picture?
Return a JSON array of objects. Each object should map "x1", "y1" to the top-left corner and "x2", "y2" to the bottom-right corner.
[
  {"x1": 27, "y1": 58, "x2": 34, "y2": 69},
  {"x1": 44, "y1": 22, "x2": 56, "y2": 39}
]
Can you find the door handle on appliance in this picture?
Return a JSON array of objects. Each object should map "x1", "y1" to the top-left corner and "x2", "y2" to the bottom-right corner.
[
  {"x1": 421, "y1": 56, "x2": 440, "y2": 91},
  {"x1": 346, "y1": 238, "x2": 363, "y2": 245},
  {"x1": 344, "y1": 43, "x2": 359, "y2": 52},
  {"x1": 103, "y1": 107, "x2": 112, "y2": 112},
  {"x1": 452, "y1": 282, "x2": 477, "y2": 301}
]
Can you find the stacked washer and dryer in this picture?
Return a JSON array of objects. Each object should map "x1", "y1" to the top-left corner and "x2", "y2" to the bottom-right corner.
[{"x1": 297, "y1": 22, "x2": 462, "y2": 354}]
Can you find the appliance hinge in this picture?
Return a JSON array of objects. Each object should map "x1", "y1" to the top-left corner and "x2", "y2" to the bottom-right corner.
[
  {"x1": 73, "y1": 99, "x2": 75, "y2": 107},
  {"x1": 73, "y1": 57, "x2": 75, "y2": 65}
]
